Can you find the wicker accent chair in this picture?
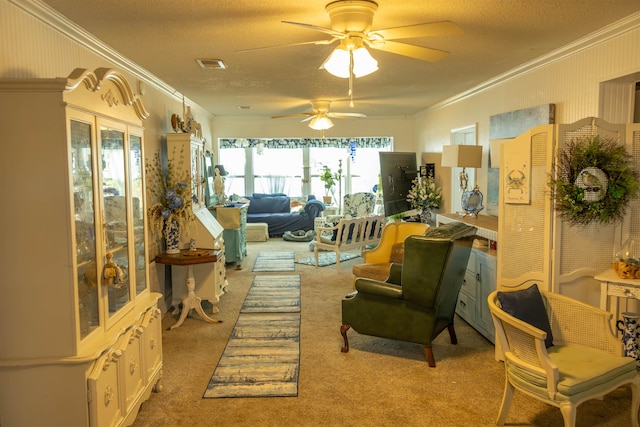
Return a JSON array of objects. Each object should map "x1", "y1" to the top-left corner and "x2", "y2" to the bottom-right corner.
[{"x1": 488, "y1": 288, "x2": 640, "y2": 427}]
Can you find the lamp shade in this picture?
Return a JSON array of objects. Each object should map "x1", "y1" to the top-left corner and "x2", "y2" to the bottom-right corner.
[
  {"x1": 214, "y1": 164, "x2": 228, "y2": 176},
  {"x1": 352, "y1": 47, "x2": 378, "y2": 77},
  {"x1": 441, "y1": 145, "x2": 483, "y2": 168},
  {"x1": 308, "y1": 115, "x2": 334, "y2": 130},
  {"x1": 322, "y1": 45, "x2": 378, "y2": 79},
  {"x1": 322, "y1": 46, "x2": 350, "y2": 78}
]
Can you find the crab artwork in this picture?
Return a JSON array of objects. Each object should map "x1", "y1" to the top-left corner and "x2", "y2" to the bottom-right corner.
[{"x1": 505, "y1": 169, "x2": 527, "y2": 196}]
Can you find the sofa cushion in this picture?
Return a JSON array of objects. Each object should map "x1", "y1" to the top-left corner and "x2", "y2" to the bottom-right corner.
[
  {"x1": 247, "y1": 195, "x2": 290, "y2": 214},
  {"x1": 253, "y1": 192, "x2": 287, "y2": 198},
  {"x1": 498, "y1": 284, "x2": 554, "y2": 348}
]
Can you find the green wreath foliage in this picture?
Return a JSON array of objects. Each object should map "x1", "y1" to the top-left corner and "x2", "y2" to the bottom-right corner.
[{"x1": 548, "y1": 135, "x2": 638, "y2": 226}]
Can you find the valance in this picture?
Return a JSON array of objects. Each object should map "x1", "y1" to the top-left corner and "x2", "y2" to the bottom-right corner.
[{"x1": 219, "y1": 137, "x2": 392, "y2": 149}]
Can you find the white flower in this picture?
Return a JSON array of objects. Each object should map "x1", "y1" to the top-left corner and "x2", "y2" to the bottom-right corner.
[{"x1": 407, "y1": 176, "x2": 442, "y2": 210}]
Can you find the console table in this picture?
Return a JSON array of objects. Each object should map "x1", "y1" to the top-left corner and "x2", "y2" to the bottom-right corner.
[
  {"x1": 211, "y1": 204, "x2": 248, "y2": 269},
  {"x1": 595, "y1": 268, "x2": 640, "y2": 331},
  {"x1": 156, "y1": 249, "x2": 224, "y2": 329}
]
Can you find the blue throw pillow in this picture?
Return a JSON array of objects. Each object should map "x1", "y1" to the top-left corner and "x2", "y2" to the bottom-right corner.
[{"x1": 497, "y1": 284, "x2": 554, "y2": 348}]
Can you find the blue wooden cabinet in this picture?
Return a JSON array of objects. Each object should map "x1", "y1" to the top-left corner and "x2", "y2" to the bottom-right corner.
[{"x1": 211, "y1": 204, "x2": 248, "y2": 267}]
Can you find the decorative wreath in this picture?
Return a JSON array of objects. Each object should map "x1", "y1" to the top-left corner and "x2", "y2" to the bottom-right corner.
[{"x1": 548, "y1": 135, "x2": 638, "y2": 226}]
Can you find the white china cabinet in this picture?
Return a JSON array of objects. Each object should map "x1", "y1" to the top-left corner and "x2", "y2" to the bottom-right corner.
[{"x1": 0, "y1": 68, "x2": 162, "y2": 427}]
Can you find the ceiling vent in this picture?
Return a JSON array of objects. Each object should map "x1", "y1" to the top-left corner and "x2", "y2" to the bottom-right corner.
[{"x1": 196, "y1": 59, "x2": 226, "y2": 69}]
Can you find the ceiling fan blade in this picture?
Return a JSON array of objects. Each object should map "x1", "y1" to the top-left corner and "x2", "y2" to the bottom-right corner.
[
  {"x1": 328, "y1": 112, "x2": 367, "y2": 118},
  {"x1": 301, "y1": 116, "x2": 314, "y2": 123},
  {"x1": 371, "y1": 21, "x2": 463, "y2": 40},
  {"x1": 368, "y1": 40, "x2": 450, "y2": 62},
  {"x1": 282, "y1": 21, "x2": 345, "y2": 38},
  {"x1": 238, "y1": 38, "x2": 336, "y2": 53},
  {"x1": 272, "y1": 113, "x2": 314, "y2": 119}
]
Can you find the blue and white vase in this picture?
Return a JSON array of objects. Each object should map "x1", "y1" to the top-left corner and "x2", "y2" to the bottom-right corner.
[
  {"x1": 164, "y1": 220, "x2": 180, "y2": 254},
  {"x1": 420, "y1": 208, "x2": 433, "y2": 226},
  {"x1": 616, "y1": 312, "x2": 640, "y2": 368}
]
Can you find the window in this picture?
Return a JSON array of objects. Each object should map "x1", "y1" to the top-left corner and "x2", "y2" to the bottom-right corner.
[{"x1": 218, "y1": 137, "x2": 392, "y2": 199}]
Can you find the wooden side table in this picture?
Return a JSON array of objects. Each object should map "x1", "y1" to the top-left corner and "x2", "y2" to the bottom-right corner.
[
  {"x1": 595, "y1": 268, "x2": 640, "y2": 331},
  {"x1": 156, "y1": 249, "x2": 224, "y2": 329}
]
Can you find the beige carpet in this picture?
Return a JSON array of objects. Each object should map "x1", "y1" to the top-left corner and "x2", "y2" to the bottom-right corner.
[{"x1": 132, "y1": 239, "x2": 636, "y2": 427}]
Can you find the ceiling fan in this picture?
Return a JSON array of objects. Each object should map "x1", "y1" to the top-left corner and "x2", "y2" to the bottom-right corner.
[
  {"x1": 241, "y1": 0, "x2": 463, "y2": 104},
  {"x1": 272, "y1": 100, "x2": 366, "y2": 130}
]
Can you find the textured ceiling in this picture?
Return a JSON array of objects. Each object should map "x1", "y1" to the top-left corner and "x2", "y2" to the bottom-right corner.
[{"x1": 41, "y1": 0, "x2": 640, "y2": 119}]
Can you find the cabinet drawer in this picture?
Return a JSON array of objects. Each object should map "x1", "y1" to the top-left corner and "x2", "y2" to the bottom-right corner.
[
  {"x1": 607, "y1": 283, "x2": 640, "y2": 299},
  {"x1": 456, "y1": 292, "x2": 476, "y2": 324},
  {"x1": 142, "y1": 308, "x2": 163, "y2": 384},
  {"x1": 460, "y1": 271, "x2": 477, "y2": 299},
  {"x1": 122, "y1": 329, "x2": 144, "y2": 412},
  {"x1": 88, "y1": 350, "x2": 123, "y2": 427}
]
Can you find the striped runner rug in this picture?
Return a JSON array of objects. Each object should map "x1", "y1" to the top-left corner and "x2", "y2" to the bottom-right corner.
[
  {"x1": 252, "y1": 251, "x2": 295, "y2": 272},
  {"x1": 203, "y1": 274, "x2": 301, "y2": 398}
]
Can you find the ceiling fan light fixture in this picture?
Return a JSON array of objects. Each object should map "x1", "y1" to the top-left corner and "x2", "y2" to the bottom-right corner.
[
  {"x1": 352, "y1": 46, "x2": 378, "y2": 77},
  {"x1": 322, "y1": 46, "x2": 351, "y2": 78},
  {"x1": 308, "y1": 115, "x2": 334, "y2": 130},
  {"x1": 322, "y1": 44, "x2": 378, "y2": 79}
]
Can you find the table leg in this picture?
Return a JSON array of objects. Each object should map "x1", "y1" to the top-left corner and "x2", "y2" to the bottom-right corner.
[{"x1": 170, "y1": 266, "x2": 222, "y2": 330}]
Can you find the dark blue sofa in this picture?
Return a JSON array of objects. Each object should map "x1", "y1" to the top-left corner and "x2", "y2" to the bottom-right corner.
[{"x1": 243, "y1": 193, "x2": 325, "y2": 236}]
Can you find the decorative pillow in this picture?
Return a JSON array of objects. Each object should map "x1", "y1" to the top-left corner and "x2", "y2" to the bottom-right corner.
[
  {"x1": 389, "y1": 243, "x2": 404, "y2": 263},
  {"x1": 497, "y1": 284, "x2": 554, "y2": 348}
]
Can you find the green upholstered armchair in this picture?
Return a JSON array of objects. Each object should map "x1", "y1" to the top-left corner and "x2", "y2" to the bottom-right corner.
[{"x1": 340, "y1": 221, "x2": 477, "y2": 367}]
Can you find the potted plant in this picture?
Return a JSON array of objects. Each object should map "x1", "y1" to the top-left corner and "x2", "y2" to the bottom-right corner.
[{"x1": 319, "y1": 164, "x2": 339, "y2": 204}]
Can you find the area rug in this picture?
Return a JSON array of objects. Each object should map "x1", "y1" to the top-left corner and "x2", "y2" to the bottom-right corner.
[
  {"x1": 241, "y1": 275, "x2": 301, "y2": 313},
  {"x1": 295, "y1": 251, "x2": 360, "y2": 267},
  {"x1": 204, "y1": 274, "x2": 301, "y2": 398},
  {"x1": 252, "y1": 251, "x2": 295, "y2": 272},
  {"x1": 203, "y1": 312, "x2": 300, "y2": 398}
]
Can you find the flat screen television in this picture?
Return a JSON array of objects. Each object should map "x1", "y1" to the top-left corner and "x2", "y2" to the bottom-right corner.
[{"x1": 379, "y1": 152, "x2": 418, "y2": 217}]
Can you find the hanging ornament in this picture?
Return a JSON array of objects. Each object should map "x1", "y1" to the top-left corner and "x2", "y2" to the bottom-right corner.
[{"x1": 349, "y1": 140, "x2": 357, "y2": 162}]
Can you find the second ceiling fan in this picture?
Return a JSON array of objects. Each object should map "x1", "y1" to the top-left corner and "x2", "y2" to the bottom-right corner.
[{"x1": 272, "y1": 100, "x2": 366, "y2": 130}]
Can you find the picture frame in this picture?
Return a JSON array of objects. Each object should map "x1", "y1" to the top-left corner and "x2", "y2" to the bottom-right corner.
[{"x1": 421, "y1": 163, "x2": 435, "y2": 179}]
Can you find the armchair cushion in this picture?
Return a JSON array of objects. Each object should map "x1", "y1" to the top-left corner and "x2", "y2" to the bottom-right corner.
[
  {"x1": 389, "y1": 242, "x2": 404, "y2": 263},
  {"x1": 498, "y1": 284, "x2": 554, "y2": 348},
  {"x1": 509, "y1": 345, "x2": 636, "y2": 398}
]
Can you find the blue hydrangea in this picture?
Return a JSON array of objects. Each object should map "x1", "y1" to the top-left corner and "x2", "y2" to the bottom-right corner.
[
  {"x1": 165, "y1": 189, "x2": 177, "y2": 200},
  {"x1": 168, "y1": 195, "x2": 183, "y2": 210},
  {"x1": 161, "y1": 207, "x2": 171, "y2": 219}
]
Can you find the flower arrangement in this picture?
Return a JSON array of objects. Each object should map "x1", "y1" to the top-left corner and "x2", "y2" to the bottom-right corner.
[
  {"x1": 146, "y1": 148, "x2": 196, "y2": 240},
  {"x1": 548, "y1": 135, "x2": 638, "y2": 226},
  {"x1": 407, "y1": 175, "x2": 442, "y2": 210}
]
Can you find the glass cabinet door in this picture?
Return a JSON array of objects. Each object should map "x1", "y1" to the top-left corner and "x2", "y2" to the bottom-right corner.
[
  {"x1": 100, "y1": 125, "x2": 131, "y2": 315},
  {"x1": 71, "y1": 119, "x2": 99, "y2": 339},
  {"x1": 129, "y1": 132, "x2": 148, "y2": 295}
]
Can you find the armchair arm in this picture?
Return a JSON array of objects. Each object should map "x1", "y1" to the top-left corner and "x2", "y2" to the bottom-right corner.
[
  {"x1": 388, "y1": 263, "x2": 403, "y2": 285},
  {"x1": 489, "y1": 291, "x2": 560, "y2": 398},
  {"x1": 354, "y1": 277, "x2": 403, "y2": 299}
]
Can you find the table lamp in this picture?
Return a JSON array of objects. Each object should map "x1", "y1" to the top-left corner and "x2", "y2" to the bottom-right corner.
[{"x1": 441, "y1": 145, "x2": 484, "y2": 216}]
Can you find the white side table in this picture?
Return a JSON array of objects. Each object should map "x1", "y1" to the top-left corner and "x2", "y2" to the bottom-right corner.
[{"x1": 595, "y1": 268, "x2": 640, "y2": 332}]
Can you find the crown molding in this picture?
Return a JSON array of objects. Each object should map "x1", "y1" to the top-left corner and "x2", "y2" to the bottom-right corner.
[
  {"x1": 428, "y1": 11, "x2": 640, "y2": 111},
  {"x1": 9, "y1": 0, "x2": 196, "y2": 106}
]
